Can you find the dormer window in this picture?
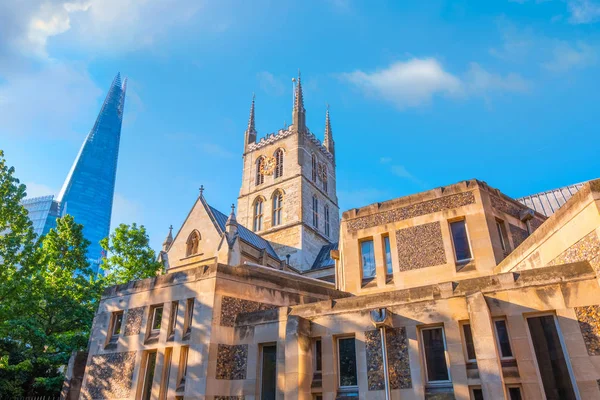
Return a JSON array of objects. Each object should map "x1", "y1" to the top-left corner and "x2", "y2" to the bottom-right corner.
[
  {"x1": 185, "y1": 230, "x2": 200, "y2": 257},
  {"x1": 274, "y1": 149, "x2": 284, "y2": 178}
]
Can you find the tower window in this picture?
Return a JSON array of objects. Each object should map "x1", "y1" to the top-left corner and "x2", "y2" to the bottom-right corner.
[
  {"x1": 274, "y1": 149, "x2": 284, "y2": 178},
  {"x1": 253, "y1": 198, "x2": 264, "y2": 231},
  {"x1": 324, "y1": 204, "x2": 330, "y2": 237},
  {"x1": 311, "y1": 154, "x2": 317, "y2": 182},
  {"x1": 185, "y1": 230, "x2": 200, "y2": 257},
  {"x1": 322, "y1": 167, "x2": 328, "y2": 192},
  {"x1": 256, "y1": 157, "x2": 265, "y2": 185},
  {"x1": 272, "y1": 191, "x2": 283, "y2": 226},
  {"x1": 312, "y1": 195, "x2": 319, "y2": 228}
]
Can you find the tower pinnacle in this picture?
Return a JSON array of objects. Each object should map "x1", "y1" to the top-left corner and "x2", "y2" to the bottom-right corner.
[
  {"x1": 292, "y1": 70, "x2": 306, "y2": 133},
  {"x1": 244, "y1": 94, "x2": 257, "y2": 152},
  {"x1": 323, "y1": 104, "x2": 335, "y2": 160}
]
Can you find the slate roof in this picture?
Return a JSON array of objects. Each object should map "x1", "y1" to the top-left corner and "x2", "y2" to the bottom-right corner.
[
  {"x1": 516, "y1": 181, "x2": 588, "y2": 217},
  {"x1": 206, "y1": 204, "x2": 279, "y2": 259},
  {"x1": 310, "y1": 242, "x2": 338, "y2": 271}
]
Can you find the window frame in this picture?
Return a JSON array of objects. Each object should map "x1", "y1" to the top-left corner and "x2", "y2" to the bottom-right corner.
[
  {"x1": 272, "y1": 191, "x2": 283, "y2": 227},
  {"x1": 256, "y1": 156, "x2": 265, "y2": 185},
  {"x1": 258, "y1": 342, "x2": 278, "y2": 400},
  {"x1": 313, "y1": 338, "x2": 322, "y2": 373},
  {"x1": 495, "y1": 218, "x2": 509, "y2": 252},
  {"x1": 159, "y1": 347, "x2": 173, "y2": 400},
  {"x1": 336, "y1": 336, "x2": 358, "y2": 389},
  {"x1": 460, "y1": 321, "x2": 477, "y2": 364},
  {"x1": 253, "y1": 198, "x2": 264, "y2": 232},
  {"x1": 312, "y1": 195, "x2": 319, "y2": 228},
  {"x1": 419, "y1": 325, "x2": 452, "y2": 385},
  {"x1": 493, "y1": 317, "x2": 515, "y2": 360},
  {"x1": 469, "y1": 386, "x2": 484, "y2": 400},
  {"x1": 146, "y1": 305, "x2": 164, "y2": 341},
  {"x1": 383, "y1": 234, "x2": 393, "y2": 277},
  {"x1": 506, "y1": 384, "x2": 523, "y2": 400},
  {"x1": 107, "y1": 311, "x2": 124, "y2": 345},
  {"x1": 449, "y1": 218, "x2": 474, "y2": 264},
  {"x1": 324, "y1": 204, "x2": 330, "y2": 237},
  {"x1": 274, "y1": 149, "x2": 284, "y2": 178},
  {"x1": 185, "y1": 230, "x2": 200, "y2": 257},
  {"x1": 183, "y1": 298, "x2": 194, "y2": 338},
  {"x1": 167, "y1": 301, "x2": 178, "y2": 341},
  {"x1": 311, "y1": 153, "x2": 317, "y2": 182},
  {"x1": 177, "y1": 346, "x2": 189, "y2": 392},
  {"x1": 140, "y1": 350, "x2": 158, "y2": 400},
  {"x1": 359, "y1": 238, "x2": 376, "y2": 282}
]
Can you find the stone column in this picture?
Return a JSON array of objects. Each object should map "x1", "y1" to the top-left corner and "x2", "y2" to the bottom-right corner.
[
  {"x1": 284, "y1": 315, "x2": 312, "y2": 400},
  {"x1": 467, "y1": 291, "x2": 507, "y2": 399}
]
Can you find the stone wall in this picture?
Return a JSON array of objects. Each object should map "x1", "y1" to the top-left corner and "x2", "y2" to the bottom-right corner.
[
  {"x1": 82, "y1": 351, "x2": 136, "y2": 399},
  {"x1": 346, "y1": 191, "x2": 475, "y2": 233},
  {"x1": 547, "y1": 230, "x2": 600, "y2": 272},
  {"x1": 509, "y1": 224, "x2": 529, "y2": 249},
  {"x1": 575, "y1": 305, "x2": 600, "y2": 356},
  {"x1": 490, "y1": 194, "x2": 523, "y2": 219},
  {"x1": 396, "y1": 222, "x2": 446, "y2": 272},
  {"x1": 123, "y1": 307, "x2": 145, "y2": 336},
  {"x1": 364, "y1": 327, "x2": 412, "y2": 391},
  {"x1": 220, "y1": 296, "x2": 278, "y2": 327},
  {"x1": 216, "y1": 344, "x2": 248, "y2": 380}
]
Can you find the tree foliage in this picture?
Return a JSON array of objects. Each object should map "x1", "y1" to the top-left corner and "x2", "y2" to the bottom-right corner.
[
  {"x1": 0, "y1": 150, "x2": 162, "y2": 397},
  {"x1": 100, "y1": 222, "x2": 163, "y2": 286}
]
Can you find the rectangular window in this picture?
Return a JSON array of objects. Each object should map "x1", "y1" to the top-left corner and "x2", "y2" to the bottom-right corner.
[
  {"x1": 159, "y1": 347, "x2": 173, "y2": 400},
  {"x1": 314, "y1": 339, "x2": 322, "y2": 372},
  {"x1": 260, "y1": 344, "x2": 277, "y2": 400},
  {"x1": 507, "y1": 386, "x2": 523, "y2": 400},
  {"x1": 183, "y1": 298, "x2": 194, "y2": 338},
  {"x1": 147, "y1": 305, "x2": 163, "y2": 340},
  {"x1": 496, "y1": 219, "x2": 509, "y2": 252},
  {"x1": 450, "y1": 219, "x2": 472, "y2": 263},
  {"x1": 462, "y1": 323, "x2": 477, "y2": 362},
  {"x1": 167, "y1": 301, "x2": 178, "y2": 340},
  {"x1": 140, "y1": 350, "x2": 157, "y2": 400},
  {"x1": 324, "y1": 206, "x2": 330, "y2": 237},
  {"x1": 527, "y1": 315, "x2": 577, "y2": 400},
  {"x1": 470, "y1": 387, "x2": 484, "y2": 400},
  {"x1": 383, "y1": 235, "x2": 393, "y2": 276},
  {"x1": 176, "y1": 346, "x2": 189, "y2": 392},
  {"x1": 337, "y1": 337, "x2": 357, "y2": 388},
  {"x1": 493, "y1": 319, "x2": 513, "y2": 359},
  {"x1": 108, "y1": 311, "x2": 123, "y2": 343},
  {"x1": 360, "y1": 240, "x2": 376, "y2": 281},
  {"x1": 421, "y1": 326, "x2": 450, "y2": 383}
]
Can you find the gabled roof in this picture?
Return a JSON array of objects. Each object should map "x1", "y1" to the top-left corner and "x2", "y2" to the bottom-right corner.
[
  {"x1": 206, "y1": 204, "x2": 279, "y2": 259},
  {"x1": 310, "y1": 242, "x2": 338, "y2": 271},
  {"x1": 516, "y1": 181, "x2": 590, "y2": 217}
]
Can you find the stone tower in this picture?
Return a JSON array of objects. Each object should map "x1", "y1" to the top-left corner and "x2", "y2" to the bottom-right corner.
[{"x1": 237, "y1": 72, "x2": 339, "y2": 271}]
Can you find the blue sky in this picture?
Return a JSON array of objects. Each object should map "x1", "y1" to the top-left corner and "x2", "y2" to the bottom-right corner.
[{"x1": 1, "y1": 0, "x2": 599, "y2": 251}]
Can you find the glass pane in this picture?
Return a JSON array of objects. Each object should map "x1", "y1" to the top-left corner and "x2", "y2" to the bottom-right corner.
[
  {"x1": 142, "y1": 352, "x2": 157, "y2": 400},
  {"x1": 496, "y1": 221, "x2": 506, "y2": 250},
  {"x1": 422, "y1": 328, "x2": 449, "y2": 382},
  {"x1": 508, "y1": 387, "x2": 522, "y2": 400},
  {"x1": 338, "y1": 338, "x2": 358, "y2": 387},
  {"x1": 384, "y1": 236, "x2": 392, "y2": 275},
  {"x1": 315, "y1": 340, "x2": 322, "y2": 371},
  {"x1": 472, "y1": 388, "x2": 484, "y2": 400},
  {"x1": 261, "y1": 345, "x2": 277, "y2": 400},
  {"x1": 113, "y1": 313, "x2": 123, "y2": 335},
  {"x1": 450, "y1": 220, "x2": 472, "y2": 261},
  {"x1": 170, "y1": 302, "x2": 178, "y2": 334},
  {"x1": 152, "y1": 307, "x2": 163, "y2": 330},
  {"x1": 463, "y1": 324, "x2": 476, "y2": 361},
  {"x1": 494, "y1": 320, "x2": 513, "y2": 358},
  {"x1": 527, "y1": 316, "x2": 576, "y2": 400},
  {"x1": 361, "y1": 240, "x2": 375, "y2": 279}
]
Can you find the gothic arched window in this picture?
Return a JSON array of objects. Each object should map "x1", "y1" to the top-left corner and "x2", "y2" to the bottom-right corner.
[
  {"x1": 256, "y1": 157, "x2": 265, "y2": 186},
  {"x1": 312, "y1": 195, "x2": 319, "y2": 228},
  {"x1": 322, "y1": 167, "x2": 328, "y2": 193},
  {"x1": 253, "y1": 198, "x2": 264, "y2": 231},
  {"x1": 186, "y1": 230, "x2": 201, "y2": 256},
  {"x1": 311, "y1": 154, "x2": 317, "y2": 182},
  {"x1": 272, "y1": 190, "x2": 283, "y2": 226},
  {"x1": 324, "y1": 204, "x2": 330, "y2": 237},
  {"x1": 274, "y1": 149, "x2": 284, "y2": 178}
]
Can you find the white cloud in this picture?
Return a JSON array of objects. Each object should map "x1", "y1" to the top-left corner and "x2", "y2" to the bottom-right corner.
[
  {"x1": 24, "y1": 182, "x2": 58, "y2": 198},
  {"x1": 257, "y1": 71, "x2": 286, "y2": 96},
  {"x1": 0, "y1": 62, "x2": 102, "y2": 138},
  {"x1": 342, "y1": 59, "x2": 529, "y2": 109},
  {"x1": 542, "y1": 41, "x2": 598, "y2": 72},
  {"x1": 342, "y1": 59, "x2": 463, "y2": 109},
  {"x1": 568, "y1": 0, "x2": 600, "y2": 23}
]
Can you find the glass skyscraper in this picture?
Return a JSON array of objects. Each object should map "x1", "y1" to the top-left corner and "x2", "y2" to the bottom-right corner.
[{"x1": 22, "y1": 73, "x2": 127, "y2": 273}]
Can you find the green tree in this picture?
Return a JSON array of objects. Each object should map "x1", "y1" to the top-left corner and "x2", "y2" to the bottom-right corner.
[{"x1": 100, "y1": 222, "x2": 163, "y2": 286}]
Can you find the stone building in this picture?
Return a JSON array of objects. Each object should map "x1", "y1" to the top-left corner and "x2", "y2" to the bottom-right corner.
[{"x1": 71, "y1": 74, "x2": 600, "y2": 400}]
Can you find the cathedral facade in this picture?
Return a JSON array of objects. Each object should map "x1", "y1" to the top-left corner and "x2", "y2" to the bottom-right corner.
[{"x1": 68, "y1": 73, "x2": 600, "y2": 400}]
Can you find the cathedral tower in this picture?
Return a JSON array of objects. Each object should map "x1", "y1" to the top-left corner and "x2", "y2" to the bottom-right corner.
[{"x1": 236, "y1": 72, "x2": 339, "y2": 271}]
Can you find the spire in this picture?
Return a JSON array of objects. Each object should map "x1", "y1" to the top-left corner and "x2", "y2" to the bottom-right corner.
[
  {"x1": 162, "y1": 225, "x2": 174, "y2": 251},
  {"x1": 323, "y1": 104, "x2": 335, "y2": 160},
  {"x1": 292, "y1": 69, "x2": 306, "y2": 134},
  {"x1": 244, "y1": 94, "x2": 257, "y2": 151},
  {"x1": 226, "y1": 203, "x2": 238, "y2": 236}
]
